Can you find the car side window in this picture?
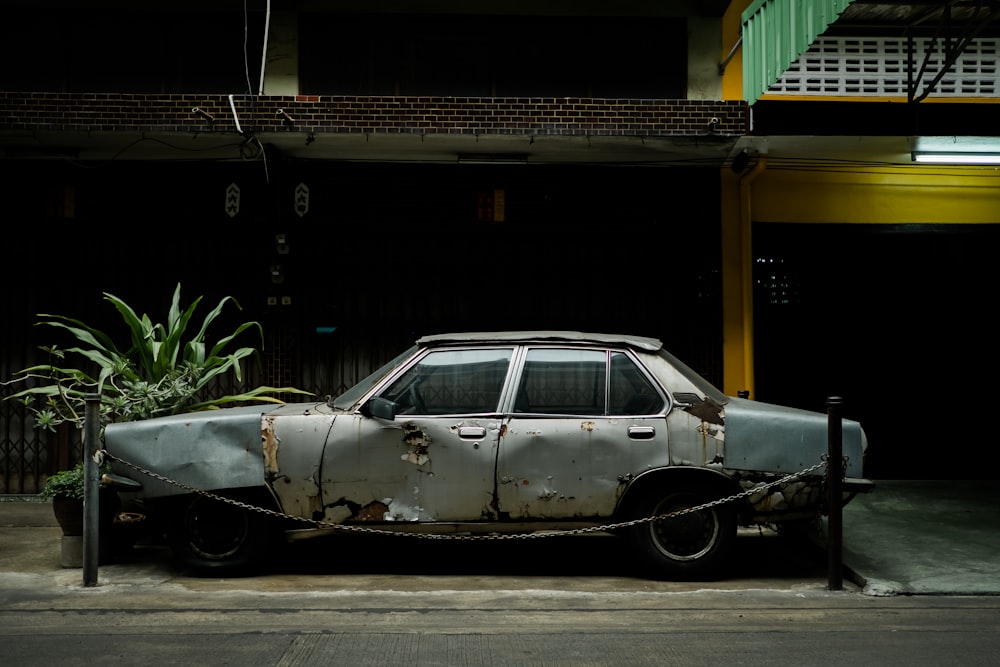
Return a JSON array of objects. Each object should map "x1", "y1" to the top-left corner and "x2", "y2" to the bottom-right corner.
[
  {"x1": 379, "y1": 348, "x2": 513, "y2": 415},
  {"x1": 512, "y1": 348, "x2": 664, "y2": 416},
  {"x1": 513, "y1": 348, "x2": 607, "y2": 415},
  {"x1": 608, "y1": 351, "x2": 665, "y2": 415}
]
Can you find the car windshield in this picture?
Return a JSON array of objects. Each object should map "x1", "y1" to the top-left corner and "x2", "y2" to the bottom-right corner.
[{"x1": 329, "y1": 345, "x2": 419, "y2": 410}]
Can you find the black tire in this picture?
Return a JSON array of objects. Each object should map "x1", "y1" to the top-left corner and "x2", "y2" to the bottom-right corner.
[
  {"x1": 167, "y1": 492, "x2": 278, "y2": 574},
  {"x1": 626, "y1": 485, "x2": 737, "y2": 580}
]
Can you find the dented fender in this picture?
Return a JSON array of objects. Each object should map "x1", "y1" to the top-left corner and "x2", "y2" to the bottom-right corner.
[
  {"x1": 105, "y1": 404, "x2": 284, "y2": 499},
  {"x1": 262, "y1": 403, "x2": 338, "y2": 520}
]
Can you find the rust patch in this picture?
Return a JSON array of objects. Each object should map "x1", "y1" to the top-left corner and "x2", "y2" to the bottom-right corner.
[
  {"x1": 261, "y1": 415, "x2": 280, "y2": 478},
  {"x1": 402, "y1": 422, "x2": 431, "y2": 466},
  {"x1": 355, "y1": 500, "x2": 390, "y2": 521},
  {"x1": 580, "y1": 421, "x2": 595, "y2": 432},
  {"x1": 697, "y1": 422, "x2": 724, "y2": 441},
  {"x1": 684, "y1": 396, "x2": 725, "y2": 425},
  {"x1": 308, "y1": 494, "x2": 325, "y2": 521},
  {"x1": 499, "y1": 423, "x2": 508, "y2": 437}
]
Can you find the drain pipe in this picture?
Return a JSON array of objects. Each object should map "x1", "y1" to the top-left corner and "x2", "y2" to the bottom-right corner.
[{"x1": 738, "y1": 155, "x2": 768, "y2": 398}]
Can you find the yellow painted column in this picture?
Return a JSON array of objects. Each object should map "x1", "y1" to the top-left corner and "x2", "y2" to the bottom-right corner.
[
  {"x1": 721, "y1": 158, "x2": 769, "y2": 398},
  {"x1": 720, "y1": 167, "x2": 746, "y2": 396}
]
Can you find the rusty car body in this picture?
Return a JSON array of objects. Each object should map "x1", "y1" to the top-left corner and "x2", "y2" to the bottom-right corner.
[{"x1": 104, "y1": 331, "x2": 872, "y2": 579}]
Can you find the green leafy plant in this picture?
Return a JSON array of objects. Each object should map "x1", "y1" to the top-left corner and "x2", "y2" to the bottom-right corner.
[
  {"x1": 37, "y1": 462, "x2": 92, "y2": 500},
  {"x1": 4, "y1": 283, "x2": 311, "y2": 432}
]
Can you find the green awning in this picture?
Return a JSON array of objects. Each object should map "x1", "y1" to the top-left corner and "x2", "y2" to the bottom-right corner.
[{"x1": 742, "y1": 0, "x2": 855, "y2": 104}]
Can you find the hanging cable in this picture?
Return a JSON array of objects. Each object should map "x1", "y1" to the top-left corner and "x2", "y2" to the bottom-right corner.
[{"x1": 243, "y1": 0, "x2": 254, "y2": 98}]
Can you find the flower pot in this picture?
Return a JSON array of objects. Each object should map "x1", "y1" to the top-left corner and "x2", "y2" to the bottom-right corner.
[
  {"x1": 51, "y1": 490, "x2": 121, "y2": 567},
  {"x1": 52, "y1": 497, "x2": 85, "y2": 536}
]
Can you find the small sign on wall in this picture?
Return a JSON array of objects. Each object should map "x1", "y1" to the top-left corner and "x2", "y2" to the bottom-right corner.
[
  {"x1": 477, "y1": 189, "x2": 505, "y2": 222},
  {"x1": 295, "y1": 183, "x2": 309, "y2": 217},
  {"x1": 493, "y1": 188, "x2": 505, "y2": 222},
  {"x1": 226, "y1": 183, "x2": 241, "y2": 218}
]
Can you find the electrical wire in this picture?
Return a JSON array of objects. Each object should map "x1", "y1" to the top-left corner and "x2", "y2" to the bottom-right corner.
[
  {"x1": 243, "y1": 0, "x2": 254, "y2": 99},
  {"x1": 259, "y1": 0, "x2": 271, "y2": 96}
]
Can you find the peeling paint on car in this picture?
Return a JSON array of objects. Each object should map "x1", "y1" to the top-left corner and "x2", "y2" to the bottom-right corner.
[
  {"x1": 684, "y1": 396, "x2": 726, "y2": 425},
  {"x1": 696, "y1": 422, "x2": 724, "y2": 441},
  {"x1": 401, "y1": 422, "x2": 431, "y2": 466},
  {"x1": 356, "y1": 500, "x2": 390, "y2": 521},
  {"x1": 740, "y1": 476, "x2": 823, "y2": 515},
  {"x1": 537, "y1": 486, "x2": 558, "y2": 500},
  {"x1": 262, "y1": 415, "x2": 280, "y2": 479}
]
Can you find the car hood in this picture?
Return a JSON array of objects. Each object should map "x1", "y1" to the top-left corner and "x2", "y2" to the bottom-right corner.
[
  {"x1": 103, "y1": 404, "x2": 294, "y2": 498},
  {"x1": 722, "y1": 397, "x2": 866, "y2": 478}
]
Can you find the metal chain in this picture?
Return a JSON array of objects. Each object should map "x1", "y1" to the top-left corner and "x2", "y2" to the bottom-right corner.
[{"x1": 98, "y1": 449, "x2": 828, "y2": 541}]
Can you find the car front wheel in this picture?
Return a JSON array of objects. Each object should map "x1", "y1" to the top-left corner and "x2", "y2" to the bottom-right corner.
[
  {"x1": 626, "y1": 485, "x2": 737, "y2": 580},
  {"x1": 167, "y1": 492, "x2": 277, "y2": 573}
]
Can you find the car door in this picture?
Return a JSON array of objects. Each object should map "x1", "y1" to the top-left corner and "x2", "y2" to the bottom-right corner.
[
  {"x1": 496, "y1": 346, "x2": 670, "y2": 519},
  {"x1": 319, "y1": 347, "x2": 514, "y2": 523}
]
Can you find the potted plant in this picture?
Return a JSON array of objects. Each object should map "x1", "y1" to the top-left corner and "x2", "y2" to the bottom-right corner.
[
  {"x1": 38, "y1": 461, "x2": 116, "y2": 538},
  {"x1": 5, "y1": 284, "x2": 309, "y2": 560}
]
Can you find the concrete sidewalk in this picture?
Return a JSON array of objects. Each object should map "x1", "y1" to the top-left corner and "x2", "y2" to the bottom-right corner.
[
  {"x1": 836, "y1": 480, "x2": 1000, "y2": 596},
  {"x1": 2, "y1": 480, "x2": 998, "y2": 597}
]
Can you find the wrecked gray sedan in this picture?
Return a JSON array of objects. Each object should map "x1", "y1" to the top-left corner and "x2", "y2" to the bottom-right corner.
[{"x1": 104, "y1": 331, "x2": 872, "y2": 579}]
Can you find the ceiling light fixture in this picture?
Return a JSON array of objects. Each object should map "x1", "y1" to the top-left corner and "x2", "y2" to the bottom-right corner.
[{"x1": 912, "y1": 152, "x2": 1000, "y2": 165}]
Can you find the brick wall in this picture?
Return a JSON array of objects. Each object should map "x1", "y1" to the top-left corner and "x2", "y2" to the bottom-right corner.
[{"x1": 1, "y1": 93, "x2": 747, "y2": 138}]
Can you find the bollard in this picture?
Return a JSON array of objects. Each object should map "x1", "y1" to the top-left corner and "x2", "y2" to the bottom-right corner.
[
  {"x1": 826, "y1": 396, "x2": 844, "y2": 591},
  {"x1": 83, "y1": 393, "x2": 101, "y2": 587}
]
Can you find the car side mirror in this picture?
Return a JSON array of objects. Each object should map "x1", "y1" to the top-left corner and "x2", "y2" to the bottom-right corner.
[{"x1": 362, "y1": 396, "x2": 398, "y2": 421}]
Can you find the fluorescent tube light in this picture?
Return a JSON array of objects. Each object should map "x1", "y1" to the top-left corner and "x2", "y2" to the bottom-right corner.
[
  {"x1": 457, "y1": 154, "x2": 528, "y2": 164},
  {"x1": 912, "y1": 152, "x2": 1000, "y2": 165}
]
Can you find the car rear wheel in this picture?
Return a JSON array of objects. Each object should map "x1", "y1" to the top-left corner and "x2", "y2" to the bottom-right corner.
[
  {"x1": 167, "y1": 492, "x2": 278, "y2": 573},
  {"x1": 627, "y1": 485, "x2": 737, "y2": 580}
]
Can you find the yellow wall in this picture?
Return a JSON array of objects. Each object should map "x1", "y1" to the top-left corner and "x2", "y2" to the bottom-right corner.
[
  {"x1": 720, "y1": 164, "x2": 1000, "y2": 396},
  {"x1": 721, "y1": 0, "x2": 750, "y2": 101},
  {"x1": 753, "y1": 167, "x2": 1000, "y2": 223}
]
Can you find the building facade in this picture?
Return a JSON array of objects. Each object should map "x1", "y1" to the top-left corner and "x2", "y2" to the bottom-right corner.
[{"x1": 1, "y1": 1, "x2": 998, "y2": 491}]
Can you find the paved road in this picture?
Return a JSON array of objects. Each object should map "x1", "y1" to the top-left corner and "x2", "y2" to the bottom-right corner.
[
  {"x1": 3, "y1": 502, "x2": 1000, "y2": 665},
  {"x1": 3, "y1": 575, "x2": 999, "y2": 666}
]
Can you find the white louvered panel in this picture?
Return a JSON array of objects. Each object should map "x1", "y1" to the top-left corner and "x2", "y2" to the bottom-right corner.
[{"x1": 768, "y1": 36, "x2": 999, "y2": 97}]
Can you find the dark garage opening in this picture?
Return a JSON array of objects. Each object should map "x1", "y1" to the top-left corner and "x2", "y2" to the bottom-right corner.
[{"x1": 753, "y1": 222, "x2": 1000, "y2": 481}]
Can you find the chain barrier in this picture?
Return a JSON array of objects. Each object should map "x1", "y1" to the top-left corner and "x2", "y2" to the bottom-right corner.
[{"x1": 98, "y1": 449, "x2": 829, "y2": 541}]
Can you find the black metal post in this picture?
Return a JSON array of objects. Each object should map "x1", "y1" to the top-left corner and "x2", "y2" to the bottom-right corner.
[
  {"x1": 826, "y1": 396, "x2": 844, "y2": 591},
  {"x1": 82, "y1": 393, "x2": 101, "y2": 587}
]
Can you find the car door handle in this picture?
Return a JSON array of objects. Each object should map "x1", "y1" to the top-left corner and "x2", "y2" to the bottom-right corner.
[
  {"x1": 627, "y1": 426, "x2": 655, "y2": 440},
  {"x1": 458, "y1": 426, "x2": 487, "y2": 439}
]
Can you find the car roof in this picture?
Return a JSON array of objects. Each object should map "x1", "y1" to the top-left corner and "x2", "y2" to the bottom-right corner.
[{"x1": 415, "y1": 331, "x2": 664, "y2": 352}]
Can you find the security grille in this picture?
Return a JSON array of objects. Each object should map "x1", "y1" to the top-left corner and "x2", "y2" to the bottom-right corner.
[{"x1": 768, "y1": 36, "x2": 999, "y2": 97}]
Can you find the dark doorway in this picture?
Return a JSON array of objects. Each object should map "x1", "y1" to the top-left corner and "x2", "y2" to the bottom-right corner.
[{"x1": 753, "y1": 223, "x2": 1000, "y2": 480}]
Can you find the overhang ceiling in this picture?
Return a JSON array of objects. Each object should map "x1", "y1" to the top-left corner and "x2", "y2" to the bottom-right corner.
[
  {"x1": 0, "y1": 128, "x2": 743, "y2": 168},
  {"x1": 13, "y1": 127, "x2": 999, "y2": 171},
  {"x1": 830, "y1": 0, "x2": 1000, "y2": 36}
]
